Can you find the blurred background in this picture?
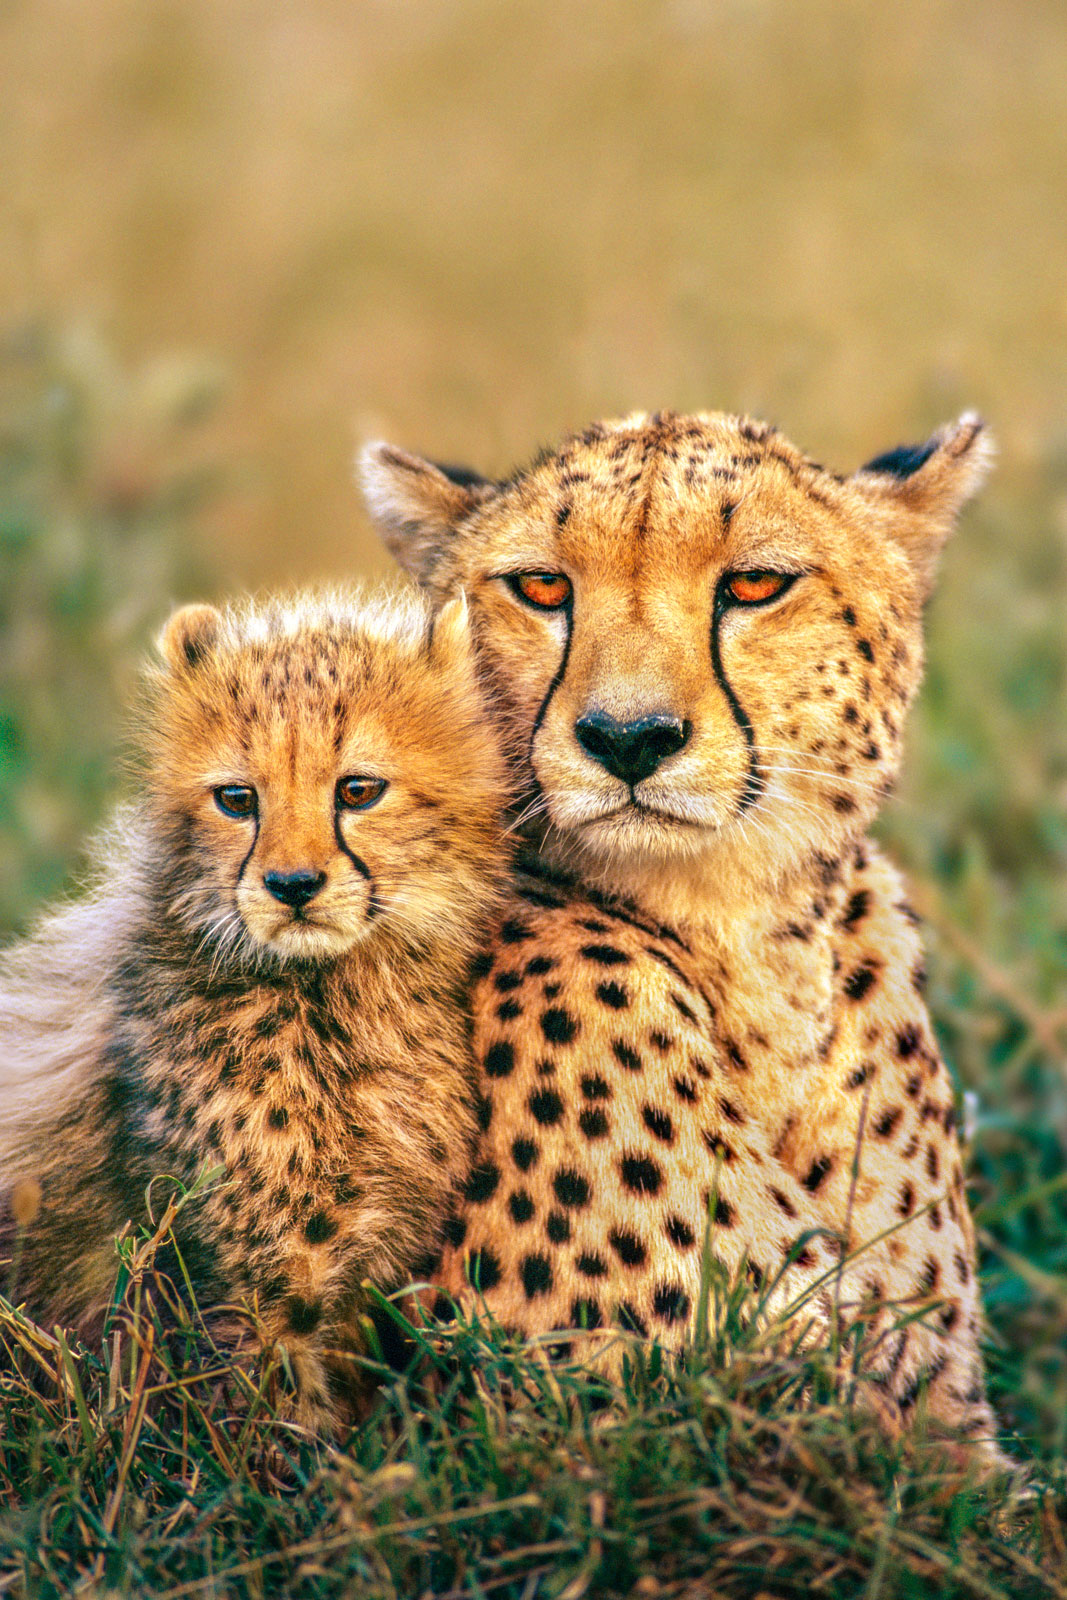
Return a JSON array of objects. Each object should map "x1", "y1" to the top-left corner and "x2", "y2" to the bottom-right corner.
[{"x1": 1, "y1": 0, "x2": 1065, "y2": 1458}]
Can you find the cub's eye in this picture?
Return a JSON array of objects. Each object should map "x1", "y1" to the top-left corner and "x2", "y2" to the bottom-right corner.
[
  {"x1": 336, "y1": 776, "x2": 387, "y2": 812},
  {"x1": 214, "y1": 785, "x2": 257, "y2": 819},
  {"x1": 723, "y1": 571, "x2": 794, "y2": 605},
  {"x1": 507, "y1": 572, "x2": 572, "y2": 611}
]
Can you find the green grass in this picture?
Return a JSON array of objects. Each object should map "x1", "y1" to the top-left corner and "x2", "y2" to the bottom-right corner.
[
  {"x1": 1, "y1": 329, "x2": 1065, "y2": 1594},
  {"x1": 1, "y1": 1200, "x2": 1065, "y2": 1600}
]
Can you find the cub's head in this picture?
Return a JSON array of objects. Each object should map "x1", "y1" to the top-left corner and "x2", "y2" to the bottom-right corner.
[
  {"x1": 361, "y1": 412, "x2": 991, "y2": 902},
  {"x1": 148, "y1": 590, "x2": 508, "y2": 967}
]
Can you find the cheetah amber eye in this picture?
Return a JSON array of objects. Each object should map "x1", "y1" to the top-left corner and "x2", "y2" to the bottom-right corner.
[
  {"x1": 508, "y1": 572, "x2": 572, "y2": 611},
  {"x1": 724, "y1": 571, "x2": 793, "y2": 605},
  {"x1": 214, "y1": 784, "x2": 257, "y2": 819},
  {"x1": 336, "y1": 776, "x2": 387, "y2": 812}
]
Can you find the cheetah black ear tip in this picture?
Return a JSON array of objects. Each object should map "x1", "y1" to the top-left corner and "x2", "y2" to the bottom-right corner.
[{"x1": 858, "y1": 413, "x2": 995, "y2": 502}]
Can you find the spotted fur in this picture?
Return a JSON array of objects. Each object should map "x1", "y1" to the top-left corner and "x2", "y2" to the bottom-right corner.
[
  {"x1": 0, "y1": 589, "x2": 509, "y2": 1430},
  {"x1": 362, "y1": 410, "x2": 1002, "y2": 1452}
]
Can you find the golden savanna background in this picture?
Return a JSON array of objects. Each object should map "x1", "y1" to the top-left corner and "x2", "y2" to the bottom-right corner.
[
  {"x1": 2, "y1": 0, "x2": 1066, "y2": 1483},
  {"x1": 4, "y1": 0, "x2": 1066, "y2": 584}
]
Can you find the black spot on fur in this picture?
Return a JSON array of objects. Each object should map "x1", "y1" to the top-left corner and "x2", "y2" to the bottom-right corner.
[
  {"x1": 444, "y1": 1214, "x2": 467, "y2": 1248},
  {"x1": 649, "y1": 1031, "x2": 673, "y2": 1053},
  {"x1": 673, "y1": 1075, "x2": 697, "y2": 1102},
  {"x1": 287, "y1": 1296, "x2": 322, "y2": 1335},
  {"x1": 476, "y1": 1095, "x2": 493, "y2": 1132},
  {"x1": 842, "y1": 605, "x2": 857, "y2": 626},
  {"x1": 671, "y1": 992, "x2": 698, "y2": 1024},
  {"x1": 509, "y1": 1190, "x2": 535, "y2": 1224},
  {"x1": 665, "y1": 1215, "x2": 696, "y2": 1249},
  {"x1": 500, "y1": 919, "x2": 533, "y2": 944},
  {"x1": 874, "y1": 1108, "x2": 903, "y2": 1139},
  {"x1": 581, "y1": 1074, "x2": 611, "y2": 1100},
  {"x1": 620, "y1": 1154, "x2": 663, "y2": 1196},
  {"x1": 553, "y1": 1169, "x2": 591, "y2": 1208},
  {"x1": 494, "y1": 969, "x2": 522, "y2": 992},
  {"x1": 496, "y1": 999, "x2": 521, "y2": 1021},
  {"x1": 529, "y1": 1088, "x2": 564, "y2": 1126},
  {"x1": 714, "y1": 1197, "x2": 734, "y2": 1226},
  {"x1": 896, "y1": 1024, "x2": 921, "y2": 1058},
  {"x1": 899, "y1": 1181, "x2": 915, "y2": 1217},
  {"x1": 613, "y1": 1040, "x2": 642, "y2": 1072},
  {"x1": 725, "y1": 1040, "x2": 747, "y2": 1072},
  {"x1": 618, "y1": 1302, "x2": 648, "y2": 1336},
  {"x1": 485, "y1": 1041, "x2": 515, "y2": 1078},
  {"x1": 541, "y1": 1007, "x2": 579, "y2": 1045},
  {"x1": 846, "y1": 1062, "x2": 874, "y2": 1090},
  {"x1": 512, "y1": 1137, "x2": 538, "y2": 1172},
  {"x1": 596, "y1": 981, "x2": 629, "y2": 1010},
  {"x1": 652, "y1": 1285, "x2": 690, "y2": 1324},
  {"x1": 609, "y1": 1228, "x2": 647, "y2": 1266},
  {"x1": 719, "y1": 1097, "x2": 745, "y2": 1125},
  {"x1": 770, "y1": 1186, "x2": 797, "y2": 1218},
  {"x1": 521, "y1": 1253, "x2": 553, "y2": 1298},
  {"x1": 641, "y1": 1105, "x2": 674, "y2": 1142},
  {"x1": 577, "y1": 1251, "x2": 607, "y2": 1278},
  {"x1": 546, "y1": 1211, "x2": 571, "y2": 1243},
  {"x1": 304, "y1": 1211, "x2": 337, "y2": 1245},
  {"x1": 579, "y1": 1108, "x2": 609, "y2": 1139},
  {"x1": 856, "y1": 638, "x2": 874, "y2": 662},
  {"x1": 525, "y1": 954, "x2": 555, "y2": 976},
  {"x1": 802, "y1": 1156, "x2": 833, "y2": 1193},
  {"x1": 841, "y1": 890, "x2": 870, "y2": 931},
  {"x1": 467, "y1": 1248, "x2": 501, "y2": 1292},
  {"x1": 464, "y1": 1162, "x2": 501, "y2": 1203},
  {"x1": 581, "y1": 944, "x2": 629, "y2": 966},
  {"x1": 267, "y1": 1105, "x2": 289, "y2": 1130},
  {"x1": 844, "y1": 962, "x2": 879, "y2": 1001},
  {"x1": 571, "y1": 1297, "x2": 602, "y2": 1329}
]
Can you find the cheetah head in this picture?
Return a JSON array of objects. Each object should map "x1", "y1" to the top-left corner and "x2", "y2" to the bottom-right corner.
[
  {"x1": 149, "y1": 591, "x2": 507, "y2": 967},
  {"x1": 361, "y1": 412, "x2": 992, "y2": 905}
]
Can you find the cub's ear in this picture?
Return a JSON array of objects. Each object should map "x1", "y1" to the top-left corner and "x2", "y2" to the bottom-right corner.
[
  {"x1": 853, "y1": 414, "x2": 994, "y2": 596},
  {"x1": 358, "y1": 442, "x2": 496, "y2": 586},
  {"x1": 159, "y1": 603, "x2": 222, "y2": 672}
]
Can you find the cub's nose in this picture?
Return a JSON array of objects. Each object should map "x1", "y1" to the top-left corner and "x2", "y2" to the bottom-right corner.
[
  {"x1": 574, "y1": 711, "x2": 690, "y2": 786},
  {"x1": 263, "y1": 869, "x2": 327, "y2": 909}
]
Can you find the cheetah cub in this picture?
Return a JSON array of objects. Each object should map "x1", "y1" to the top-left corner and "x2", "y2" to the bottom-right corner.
[
  {"x1": 0, "y1": 589, "x2": 509, "y2": 1429},
  {"x1": 363, "y1": 411, "x2": 1003, "y2": 1454}
]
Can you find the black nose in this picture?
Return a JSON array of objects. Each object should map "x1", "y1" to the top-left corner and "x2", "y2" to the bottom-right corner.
[
  {"x1": 263, "y1": 869, "x2": 327, "y2": 909},
  {"x1": 574, "y1": 711, "x2": 690, "y2": 786}
]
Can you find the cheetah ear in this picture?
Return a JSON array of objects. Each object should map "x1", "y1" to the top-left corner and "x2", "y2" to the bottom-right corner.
[
  {"x1": 853, "y1": 414, "x2": 994, "y2": 595},
  {"x1": 159, "y1": 603, "x2": 222, "y2": 672},
  {"x1": 358, "y1": 442, "x2": 496, "y2": 587}
]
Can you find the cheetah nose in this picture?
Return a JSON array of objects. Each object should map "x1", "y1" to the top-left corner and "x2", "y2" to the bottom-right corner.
[
  {"x1": 263, "y1": 869, "x2": 327, "y2": 909},
  {"x1": 574, "y1": 711, "x2": 690, "y2": 786}
]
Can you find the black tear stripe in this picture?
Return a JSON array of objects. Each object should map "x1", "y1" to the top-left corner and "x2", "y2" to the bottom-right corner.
[
  {"x1": 333, "y1": 814, "x2": 378, "y2": 915},
  {"x1": 710, "y1": 597, "x2": 762, "y2": 813},
  {"x1": 236, "y1": 817, "x2": 261, "y2": 886},
  {"x1": 528, "y1": 597, "x2": 574, "y2": 769}
]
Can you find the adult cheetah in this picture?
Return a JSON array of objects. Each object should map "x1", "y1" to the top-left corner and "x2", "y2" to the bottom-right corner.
[{"x1": 362, "y1": 409, "x2": 1000, "y2": 1450}]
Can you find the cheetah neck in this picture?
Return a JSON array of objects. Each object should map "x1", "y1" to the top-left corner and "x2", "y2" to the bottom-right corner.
[{"x1": 537, "y1": 829, "x2": 857, "y2": 1102}]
